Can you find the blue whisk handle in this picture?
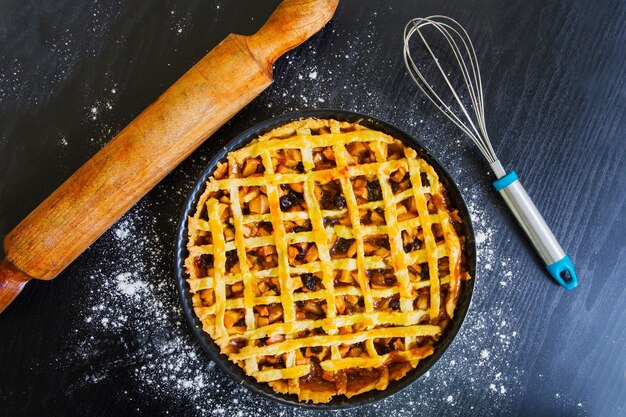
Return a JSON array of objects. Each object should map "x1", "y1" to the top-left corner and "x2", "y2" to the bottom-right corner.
[{"x1": 493, "y1": 171, "x2": 578, "y2": 290}]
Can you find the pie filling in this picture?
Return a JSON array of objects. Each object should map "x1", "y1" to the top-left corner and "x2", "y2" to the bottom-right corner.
[{"x1": 185, "y1": 118, "x2": 470, "y2": 403}]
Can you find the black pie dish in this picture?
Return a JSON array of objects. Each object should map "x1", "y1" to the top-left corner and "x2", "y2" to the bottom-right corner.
[{"x1": 175, "y1": 109, "x2": 476, "y2": 410}]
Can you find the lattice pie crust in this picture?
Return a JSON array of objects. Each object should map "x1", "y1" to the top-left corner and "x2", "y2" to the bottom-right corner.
[{"x1": 185, "y1": 118, "x2": 470, "y2": 403}]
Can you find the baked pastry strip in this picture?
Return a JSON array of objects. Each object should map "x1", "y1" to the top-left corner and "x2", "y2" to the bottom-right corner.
[
  {"x1": 193, "y1": 275, "x2": 451, "y2": 319},
  {"x1": 233, "y1": 324, "x2": 441, "y2": 360},
  {"x1": 229, "y1": 130, "x2": 389, "y2": 164},
  {"x1": 259, "y1": 150, "x2": 300, "y2": 394},
  {"x1": 228, "y1": 184, "x2": 259, "y2": 374},
  {"x1": 297, "y1": 127, "x2": 343, "y2": 376},
  {"x1": 187, "y1": 211, "x2": 443, "y2": 255},
  {"x1": 407, "y1": 150, "x2": 441, "y2": 320},
  {"x1": 254, "y1": 345, "x2": 436, "y2": 382},
  {"x1": 438, "y1": 209, "x2": 461, "y2": 318},
  {"x1": 206, "y1": 159, "x2": 408, "y2": 191},
  {"x1": 206, "y1": 198, "x2": 229, "y2": 339},
  {"x1": 330, "y1": 137, "x2": 378, "y2": 360}
]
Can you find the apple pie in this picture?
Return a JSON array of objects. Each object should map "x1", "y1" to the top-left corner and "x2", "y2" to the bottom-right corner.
[{"x1": 185, "y1": 118, "x2": 470, "y2": 403}]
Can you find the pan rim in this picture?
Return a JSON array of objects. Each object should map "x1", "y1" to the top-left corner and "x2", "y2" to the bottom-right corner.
[{"x1": 174, "y1": 109, "x2": 476, "y2": 410}]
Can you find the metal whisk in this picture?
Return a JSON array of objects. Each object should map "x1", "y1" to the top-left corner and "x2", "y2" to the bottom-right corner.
[{"x1": 403, "y1": 16, "x2": 578, "y2": 289}]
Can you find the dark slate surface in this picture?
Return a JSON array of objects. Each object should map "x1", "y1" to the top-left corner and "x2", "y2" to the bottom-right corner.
[{"x1": 1, "y1": 1, "x2": 624, "y2": 416}]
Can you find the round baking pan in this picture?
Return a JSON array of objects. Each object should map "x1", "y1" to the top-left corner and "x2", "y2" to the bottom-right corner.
[{"x1": 175, "y1": 109, "x2": 476, "y2": 409}]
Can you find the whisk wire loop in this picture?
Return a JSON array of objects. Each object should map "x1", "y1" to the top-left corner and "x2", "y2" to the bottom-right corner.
[{"x1": 403, "y1": 16, "x2": 499, "y2": 167}]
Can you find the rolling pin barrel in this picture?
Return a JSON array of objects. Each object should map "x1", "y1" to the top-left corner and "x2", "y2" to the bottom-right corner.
[{"x1": 0, "y1": 0, "x2": 339, "y2": 313}]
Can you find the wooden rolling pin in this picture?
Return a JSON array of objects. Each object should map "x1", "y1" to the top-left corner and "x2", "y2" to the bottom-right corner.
[{"x1": 0, "y1": 0, "x2": 339, "y2": 313}]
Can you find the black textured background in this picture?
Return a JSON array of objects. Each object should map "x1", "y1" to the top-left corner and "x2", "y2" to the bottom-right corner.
[{"x1": 1, "y1": 1, "x2": 624, "y2": 416}]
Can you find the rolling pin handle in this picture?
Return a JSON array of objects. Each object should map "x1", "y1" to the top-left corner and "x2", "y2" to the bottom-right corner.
[
  {"x1": 247, "y1": 0, "x2": 339, "y2": 67},
  {"x1": 0, "y1": 258, "x2": 32, "y2": 313}
]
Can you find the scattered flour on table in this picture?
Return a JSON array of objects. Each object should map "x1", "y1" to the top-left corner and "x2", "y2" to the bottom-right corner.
[
  {"x1": 115, "y1": 272, "x2": 148, "y2": 299},
  {"x1": 113, "y1": 220, "x2": 131, "y2": 240},
  {"x1": 58, "y1": 176, "x2": 526, "y2": 417},
  {"x1": 84, "y1": 85, "x2": 118, "y2": 123},
  {"x1": 169, "y1": 8, "x2": 190, "y2": 36},
  {"x1": 0, "y1": 58, "x2": 23, "y2": 102},
  {"x1": 0, "y1": 1, "x2": 126, "y2": 106},
  {"x1": 53, "y1": 10, "x2": 535, "y2": 417}
]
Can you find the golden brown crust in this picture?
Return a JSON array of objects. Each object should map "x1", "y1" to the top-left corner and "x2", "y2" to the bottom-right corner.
[{"x1": 184, "y1": 118, "x2": 470, "y2": 403}]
